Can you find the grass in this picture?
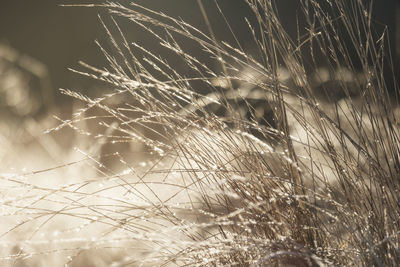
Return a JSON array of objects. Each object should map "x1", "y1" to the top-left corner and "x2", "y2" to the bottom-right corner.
[{"x1": 1, "y1": 0, "x2": 399, "y2": 266}]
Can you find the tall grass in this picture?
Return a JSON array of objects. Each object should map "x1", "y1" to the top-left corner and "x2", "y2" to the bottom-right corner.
[{"x1": 1, "y1": 0, "x2": 399, "y2": 266}]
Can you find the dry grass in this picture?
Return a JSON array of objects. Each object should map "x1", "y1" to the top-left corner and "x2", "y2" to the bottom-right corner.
[{"x1": 1, "y1": 0, "x2": 399, "y2": 266}]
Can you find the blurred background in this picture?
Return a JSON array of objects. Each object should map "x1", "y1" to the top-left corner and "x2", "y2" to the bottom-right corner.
[
  {"x1": 0, "y1": 1, "x2": 398, "y2": 111},
  {"x1": 0, "y1": 0, "x2": 398, "y2": 169}
]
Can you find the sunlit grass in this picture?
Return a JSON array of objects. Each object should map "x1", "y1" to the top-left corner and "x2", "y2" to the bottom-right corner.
[{"x1": 1, "y1": 0, "x2": 399, "y2": 266}]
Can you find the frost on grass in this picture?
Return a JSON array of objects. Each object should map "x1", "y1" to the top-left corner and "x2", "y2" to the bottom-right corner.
[{"x1": 1, "y1": 0, "x2": 400, "y2": 266}]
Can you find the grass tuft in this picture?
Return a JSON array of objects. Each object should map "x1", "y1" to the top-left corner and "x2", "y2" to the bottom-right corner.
[{"x1": 1, "y1": 0, "x2": 399, "y2": 266}]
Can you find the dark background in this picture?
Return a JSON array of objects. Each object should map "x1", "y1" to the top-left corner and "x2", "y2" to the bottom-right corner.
[{"x1": 0, "y1": 0, "x2": 398, "y2": 106}]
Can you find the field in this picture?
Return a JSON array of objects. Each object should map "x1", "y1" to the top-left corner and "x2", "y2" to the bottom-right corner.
[{"x1": 0, "y1": 1, "x2": 399, "y2": 266}]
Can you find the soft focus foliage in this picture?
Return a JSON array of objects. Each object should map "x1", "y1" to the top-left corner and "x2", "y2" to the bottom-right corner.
[{"x1": 1, "y1": 1, "x2": 399, "y2": 266}]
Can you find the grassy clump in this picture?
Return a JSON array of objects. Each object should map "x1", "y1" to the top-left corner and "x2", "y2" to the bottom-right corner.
[{"x1": 1, "y1": 0, "x2": 399, "y2": 266}]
